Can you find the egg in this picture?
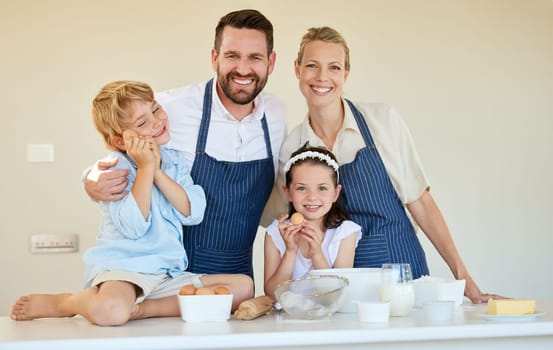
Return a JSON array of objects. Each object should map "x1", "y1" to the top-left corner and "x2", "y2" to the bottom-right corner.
[
  {"x1": 290, "y1": 212, "x2": 304, "y2": 225},
  {"x1": 214, "y1": 286, "x2": 231, "y2": 295},
  {"x1": 195, "y1": 287, "x2": 215, "y2": 295},
  {"x1": 178, "y1": 284, "x2": 197, "y2": 296}
]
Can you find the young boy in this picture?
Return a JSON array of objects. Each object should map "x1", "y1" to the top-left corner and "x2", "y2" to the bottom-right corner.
[{"x1": 11, "y1": 81, "x2": 253, "y2": 326}]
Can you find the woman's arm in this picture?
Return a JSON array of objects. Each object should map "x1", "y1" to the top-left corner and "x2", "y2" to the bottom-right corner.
[{"x1": 406, "y1": 190, "x2": 503, "y2": 303}]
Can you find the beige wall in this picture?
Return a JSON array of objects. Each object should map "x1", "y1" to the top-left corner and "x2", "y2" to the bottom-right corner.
[{"x1": 1, "y1": 0, "x2": 552, "y2": 315}]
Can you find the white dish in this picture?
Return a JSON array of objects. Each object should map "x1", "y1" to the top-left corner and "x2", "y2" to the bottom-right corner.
[
  {"x1": 178, "y1": 294, "x2": 233, "y2": 322},
  {"x1": 423, "y1": 300, "x2": 455, "y2": 322},
  {"x1": 413, "y1": 276, "x2": 465, "y2": 308},
  {"x1": 480, "y1": 311, "x2": 545, "y2": 322},
  {"x1": 354, "y1": 300, "x2": 390, "y2": 323}
]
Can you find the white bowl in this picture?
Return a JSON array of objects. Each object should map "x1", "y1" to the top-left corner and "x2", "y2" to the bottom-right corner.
[
  {"x1": 354, "y1": 301, "x2": 390, "y2": 323},
  {"x1": 178, "y1": 294, "x2": 233, "y2": 322},
  {"x1": 309, "y1": 268, "x2": 381, "y2": 313},
  {"x1": 423, "y1": 300, "x2": 455, "y2": 322},
  {"x1": 413, "y1": 276, "x2": 465, "y2": 308}
]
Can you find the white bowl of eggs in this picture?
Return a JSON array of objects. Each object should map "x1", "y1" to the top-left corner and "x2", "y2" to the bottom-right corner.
[{"x1": 177, "y1": 285, "x2": 233, "y2": 322}]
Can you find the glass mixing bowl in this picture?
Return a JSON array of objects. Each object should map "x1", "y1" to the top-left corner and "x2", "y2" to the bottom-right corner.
[{"x1": 274, "y1": 275, "x2": 348, "y2": 319}]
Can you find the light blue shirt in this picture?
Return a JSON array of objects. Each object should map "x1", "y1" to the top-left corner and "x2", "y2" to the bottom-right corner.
[{"x1": 83, "y1": 147, "x2": 206, "y2": 287}]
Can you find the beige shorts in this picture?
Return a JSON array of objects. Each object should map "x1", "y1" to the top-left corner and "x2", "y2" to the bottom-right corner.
[{"x1": 90, "y1": 271, "x2": 204, "y2": 303}]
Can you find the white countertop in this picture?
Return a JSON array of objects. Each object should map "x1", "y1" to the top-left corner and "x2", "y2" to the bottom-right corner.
[{"x1": 2, "y1": 300, "x2": 553, "y2": 350}]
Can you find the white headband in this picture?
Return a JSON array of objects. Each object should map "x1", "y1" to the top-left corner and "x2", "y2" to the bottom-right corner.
[{"x1": 284, "y1": 151, "x2": 340, "y2": 177}]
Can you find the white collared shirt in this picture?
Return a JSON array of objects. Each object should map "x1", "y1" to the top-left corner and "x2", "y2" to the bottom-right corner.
[{"x1": 155, "y1": 78, "x2": 287, "y2": 175}]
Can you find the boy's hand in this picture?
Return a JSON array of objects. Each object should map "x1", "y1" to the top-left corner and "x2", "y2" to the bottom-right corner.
[
  {"x1": 123, "y1": 130, "x2": 156, "y2": 169},
  {"x1": 151, "y1": 138, "x2": 161, "y2": 170}
]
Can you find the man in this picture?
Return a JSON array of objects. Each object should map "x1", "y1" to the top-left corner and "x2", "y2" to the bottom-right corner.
[{"x1": 85, "y1": 9, "x2": 287, "y2": 278}]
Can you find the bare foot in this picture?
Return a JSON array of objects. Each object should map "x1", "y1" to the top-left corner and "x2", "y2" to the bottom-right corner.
[{"x1": 11, "y1": 294, "x2": 76, "y2": 321}]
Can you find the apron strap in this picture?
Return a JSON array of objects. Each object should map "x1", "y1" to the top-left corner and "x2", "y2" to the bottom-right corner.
[
  {"x1": 345, "y1": 98, "x2": 375, "y2": 147},
  {"x1": 195, "y1": 78, "x2": 214, "y2": 154},
  {"x1": 260, "y1": 114, "x2": 272, "y2": 158}
]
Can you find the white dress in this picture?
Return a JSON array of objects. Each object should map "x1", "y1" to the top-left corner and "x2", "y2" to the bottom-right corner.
[{"x1": 266, "y1": 219, "x2": 362, "y2": 279}]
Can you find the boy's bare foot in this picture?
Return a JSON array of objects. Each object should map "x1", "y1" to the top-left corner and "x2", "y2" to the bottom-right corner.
[{"x1": 11, "y1": 294, "x2": 76, "y2": 321}]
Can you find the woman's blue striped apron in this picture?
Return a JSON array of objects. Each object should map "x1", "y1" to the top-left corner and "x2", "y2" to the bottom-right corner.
[
  {"x1": 339, "y1": 99, "x2": 429, "y2": 279},
  {"x1": 182, "y1": 79, "x2": 275, "y2": 278}
]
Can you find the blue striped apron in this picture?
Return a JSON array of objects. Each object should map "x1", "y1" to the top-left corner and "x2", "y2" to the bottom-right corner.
[
  {"x1": 182, "y1": 79, "x2": 275, "y2": 278},
  {"x1": 339, "y1": 99, "x2": 429, "y2": 279}
]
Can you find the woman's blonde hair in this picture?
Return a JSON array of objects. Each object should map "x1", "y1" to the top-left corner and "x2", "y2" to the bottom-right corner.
[
  {"x1": 296, "y1": 26, "x2": 350, "y2": 70},
  {"x1": 92, "y1": 80, "x2": 154, "y2": 149}
]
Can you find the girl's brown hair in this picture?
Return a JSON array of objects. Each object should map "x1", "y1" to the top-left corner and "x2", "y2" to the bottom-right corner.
[{"x1": 285, "y1": 144, "x2": 350, "y2": 229}]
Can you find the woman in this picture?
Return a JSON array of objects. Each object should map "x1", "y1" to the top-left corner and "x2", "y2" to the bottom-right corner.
[{"x1": 268, "y1": 26, "x2": 500, "y2": 303}]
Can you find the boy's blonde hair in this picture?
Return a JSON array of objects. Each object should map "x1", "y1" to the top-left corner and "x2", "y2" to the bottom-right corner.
[
  {"x1": 296, "y1": 26, "x2": 350, "y2": 71},
  {"x1": 92, "y1": 80, "x2": 154, "y2": 149}
]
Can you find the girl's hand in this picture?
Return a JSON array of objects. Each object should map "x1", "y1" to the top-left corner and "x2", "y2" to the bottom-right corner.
[
  {"x1": 278, "y1": 214, "x2": 301, "y2": 252},
  {"x1": 299, "y1": 220, "x2": 324, "y2": 259},
  {"x1": 123, "y1": 130, "x2": 156, "y2": 169}
]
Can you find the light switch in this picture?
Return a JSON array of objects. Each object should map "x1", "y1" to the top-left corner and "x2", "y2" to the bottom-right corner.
[{"x1": 27, "y1": 144, "x2": 54, "y2": 162}]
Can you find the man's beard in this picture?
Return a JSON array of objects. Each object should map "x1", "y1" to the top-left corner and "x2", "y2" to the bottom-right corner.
[{"x1": 218, "y1": 70, "x2": 268, "y2": 105}]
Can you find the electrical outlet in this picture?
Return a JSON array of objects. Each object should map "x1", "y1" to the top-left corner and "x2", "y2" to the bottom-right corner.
[{"x1": 30, "y1": 233, "x2": 79, "y2": 254}]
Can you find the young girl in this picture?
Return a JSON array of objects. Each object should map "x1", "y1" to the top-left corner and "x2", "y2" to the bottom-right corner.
[{"x1": 263, "y1": 145, "x2": 362, "y2": 299}]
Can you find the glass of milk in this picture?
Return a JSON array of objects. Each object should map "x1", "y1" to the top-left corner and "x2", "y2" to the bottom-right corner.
[{"x1": 379, "y1": 263, "x2": 415, "y2": 317}]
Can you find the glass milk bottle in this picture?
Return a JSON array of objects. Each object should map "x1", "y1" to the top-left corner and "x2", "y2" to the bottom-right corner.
[{"x1": 379, "y1": 263, "x2": 415, "y2": 317}]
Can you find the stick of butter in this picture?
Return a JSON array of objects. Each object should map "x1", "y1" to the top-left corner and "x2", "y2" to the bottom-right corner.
[{"x1": 487, "y1": 299, "x2": 536, "y2": 315}]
